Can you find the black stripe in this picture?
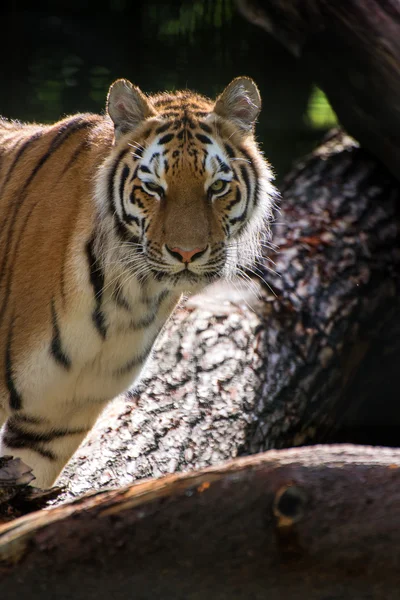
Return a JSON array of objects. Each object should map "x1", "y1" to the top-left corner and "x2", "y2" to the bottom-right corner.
[
  {"x1": 154, "y1": 97, "x2": 176, "y2": 106},
  {"x1": 161, "y1": 111, "x2": 180, "y2": 118},
  {"x1": 22, "y1": 117, "x2": 96, "y2": 196},
  {"x1": 160, "y1": 103, "x2": 180, "y2": 111},
  {"x1": 159, "y1": 133, "x2": 174, "y2": 145},
  {"x1": 113, "y1": 339, "x2": 155, "y2": 377},
  {"x1": 240, "y1": 163, "x2": 252, "y2": 210},
  {"x1": 50, "y1": 300, "x2": 72, "y2": 370},
  {"x1": 141, "y1": 127, "x2": 152, "y2": 140},
  {"x1": 12, "y1": 413, "x2": 46, "y2": 426},
  {"x1": 126, "y1": 214, "x2": 141, "y2": 226},
  {"x1": 5, "y1": 322, "x2": 23, "y2": 410},
  {"x1": 2, "y1": 427, "x2": 57, "y2": 461},
  {"x1": 130, "y1": 190, "x2": 145, "y2": 208},
  {"x1": 0, "y1": 132, "x2": 43, "y2": 202},
  {"x1": 144, "y1": 288, "x2": 169, "y2": 307},
  {"x1": 238, "y1": 146, "x2": 254, "y2": 165},
  {"x1": 229, "y1": 168, "x2": 252, "y2": 226},
  {"x1": 199, "y1": 122, "x2": 212, "y2": 134},
  {"x1": 118, "y1": 166, "x2": 142, "y2": 221},
  {"x1": 139, "y1": 165, "x2": 151, "y2": 174},
  {"x1": 155, "y1": 122, "x2": 172, "y2": 134},
  {"x1": 224, "y1": 143, "x2": 235, "y2": 159},
  {"x1": 216, "y1": 156, "x2": 231, "y2": 174},
  {"x1": 129, "y1": 195, "x2": 144, "y2": 208},
  {"x1": 239, "y1": 146, "x2": 260, "y2": 206},
  {"x1": 61, "y1": 138, "x2": 89, "y2": 175},
  {"x1": 112, "y1": 288, "x2": 132, "y2": 312},
  {"x1": 226, "y1": 187, "x2": 242, "y2": 211},
  {"x1": 68, "y1": 136, "x2": 91, "y2": 169},
  {"x1": 113, "y1": 216, "x2": 141, "y2": 244},
  {"x1": 0, "y1": 118, "x2": 99, "y2": 326},
  {"x1": 0, "y1": 134, "x2": 43, "y2": 273},
  {"x1": 132, "y1": 145, "x2": 143, "y2": 158},
  {"x1": 128, "y1": 310, "x2": 157, "y2": 330},
  {"x1": 107, "y1": 147, "x2": 130, "y2": 215},
  {"x1": 195, "y1": 133, "x2": 212, "y2": 144},
  {"x1": 5, "y1": 418, "x2": 89, "y2": 444},
  {"x1": 119, "y1": 164, "x2": 130, "y2": 204},
  {"x1": 229, "y1": 212, "x2": 246, "y2": 225},
  {"x1": 86, "y1": 237, "x2": 107, "y2": 339}
]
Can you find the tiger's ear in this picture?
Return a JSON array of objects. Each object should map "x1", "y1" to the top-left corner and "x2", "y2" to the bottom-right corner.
[
  {"x1": 107, "y1": 79, "x2": 157, "y2": 138},
  {"x1": 214, "y1": 77, "x2": 261, "y2": 132}
]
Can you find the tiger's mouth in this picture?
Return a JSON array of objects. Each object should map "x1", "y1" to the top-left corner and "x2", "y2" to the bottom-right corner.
[{"x1": 150, "y1": 266, "x2": 223, "y2": 286}]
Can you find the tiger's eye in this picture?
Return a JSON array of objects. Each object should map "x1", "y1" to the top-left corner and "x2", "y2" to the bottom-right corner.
[
  {"x1": 210, "y1": 179, "x2": 227, "y2": 193},
  {"x1": 145, "y1": 182, "x2": 163, "y2": 195}
]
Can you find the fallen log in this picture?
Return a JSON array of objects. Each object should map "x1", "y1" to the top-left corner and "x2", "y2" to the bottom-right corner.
[
  {"x1": 53, "y1": 130, "x2": 400, "y2": 502},
  {"x1": 236, "y1": 0, "x2": 400, "y2": 181},
  {"x1": 1, "y1": 445, "x2": 400, "y2": 599}
]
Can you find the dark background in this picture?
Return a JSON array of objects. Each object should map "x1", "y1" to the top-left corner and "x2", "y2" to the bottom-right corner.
[{"x1": 0, "y1": 0, "x2": 337, "y2": 182}]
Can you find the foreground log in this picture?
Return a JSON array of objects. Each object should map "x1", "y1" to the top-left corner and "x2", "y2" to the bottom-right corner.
[
  {"x1": 1, "y1": 445, "x2": 400, "y2": 599},
  {"x1": 237, "y1": 0, "x2": 400, "y2": 181},
  {"x1": 52, "y1": 131, "x2": 400, "y2": 502}
]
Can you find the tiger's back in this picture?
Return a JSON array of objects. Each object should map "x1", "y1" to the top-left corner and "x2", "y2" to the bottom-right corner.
[{"x1": 0, "y1": 77, "x2": 276, "y2": 487}]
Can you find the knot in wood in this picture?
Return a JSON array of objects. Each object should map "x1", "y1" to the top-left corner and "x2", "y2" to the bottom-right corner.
[{"x1": 273, "y1": 484, "x2": 308, "y2": 527}]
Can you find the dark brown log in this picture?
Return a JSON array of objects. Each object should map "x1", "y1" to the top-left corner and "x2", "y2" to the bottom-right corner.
[
  {"x1": 52, "y1": 131, "x2": 400, "y2": 503},
  {"x1": 1, "y1": 445, "x2": 400, "y2": 599},
  {"x1": 236, "y1": 0, "x2": 400, "y2": 181}
]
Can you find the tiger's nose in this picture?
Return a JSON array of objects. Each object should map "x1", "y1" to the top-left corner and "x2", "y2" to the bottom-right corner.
[{"x1": 166, "y1": 245, "x2": 208, "y2": 264}]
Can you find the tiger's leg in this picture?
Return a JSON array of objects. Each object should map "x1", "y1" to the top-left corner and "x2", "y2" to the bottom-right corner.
[{"x1": 0, "y1": 402, "x2": 107, "y2": 488}]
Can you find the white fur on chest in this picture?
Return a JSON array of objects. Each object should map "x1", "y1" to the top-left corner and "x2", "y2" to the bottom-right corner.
[{"x1": 15, "y1": 278, "x2": 178, "y2": 423}]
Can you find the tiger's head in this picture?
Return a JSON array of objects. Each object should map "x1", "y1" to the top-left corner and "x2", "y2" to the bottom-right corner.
[{"x1": 97, "y1": 77, "x2": 276, "y2": 292}]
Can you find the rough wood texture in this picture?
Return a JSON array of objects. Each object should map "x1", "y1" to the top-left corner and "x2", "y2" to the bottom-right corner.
[
  {"x1": 51, "y1": 131, "x2": 400, "y2": 503},
  {"x1": 237, "y1": 0, "x2": 400, "y2": 181},
  {"x1": 1, "y1": 445, "x2": 400, "y2": 599}
]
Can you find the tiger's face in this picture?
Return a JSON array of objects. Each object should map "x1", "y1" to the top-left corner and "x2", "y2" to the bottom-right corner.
[{"x1": 98, "y1": 77, "x2": 275, "y2": 292}]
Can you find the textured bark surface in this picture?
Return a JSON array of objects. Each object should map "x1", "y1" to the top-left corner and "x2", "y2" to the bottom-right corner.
[
  {"x1": 51, "y1": 131, "x2": 400, "y2": 503},
  {"x1": 1, "y1": 445, "x2": 400, "y2": 599},
  {"x1": 236, "y1": 0, "x2": 400, "y2": 181}
]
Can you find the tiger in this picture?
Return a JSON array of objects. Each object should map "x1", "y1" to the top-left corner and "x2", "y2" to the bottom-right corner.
[{"x1": 0, "y1": 76, "x2": 276, "y2": 489}]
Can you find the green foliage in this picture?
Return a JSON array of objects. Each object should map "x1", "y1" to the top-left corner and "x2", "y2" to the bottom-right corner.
[
  {"x1": 89, "y1": 66, "x2": 112, "y2": 104},
  {"x1": 29, "y1": 54, "x2": 84, "y2": 121},
  {"x1": 306, "y1": 86, "x2": 338, "y2": 129},
  {"x1": 153, "y1": 0, "x2": 233, "y2": 43},
  {"x1": 2, "y1": 0, "x2": 337, "y2": 180}
]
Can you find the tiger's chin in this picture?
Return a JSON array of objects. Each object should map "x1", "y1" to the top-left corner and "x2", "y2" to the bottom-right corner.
[{"x1": 150, "y1": 267, "x2": 224, "y2": 293}]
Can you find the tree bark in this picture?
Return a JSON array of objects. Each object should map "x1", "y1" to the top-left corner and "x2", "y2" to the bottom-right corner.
[
  {"x1": 1, "y1": 445, "x2": 400, "y2": 599},
  {"x1": 51, "y1": 130, "x2": 400, "y2": 502},
  {"x1": 236, "y1": 0, "x2": 400, "y2": 181}
]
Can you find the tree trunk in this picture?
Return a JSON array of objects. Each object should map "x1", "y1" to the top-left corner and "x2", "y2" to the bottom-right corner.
[
  {"x1": 1, "y1": 445, "x2": 400, "y2": 599},
  {"x1": 50, "y1": 130, "x2": 400, "y2": 502},
  {"x1": 236, "y1": 0, "x2": 400, "y2": 181}
]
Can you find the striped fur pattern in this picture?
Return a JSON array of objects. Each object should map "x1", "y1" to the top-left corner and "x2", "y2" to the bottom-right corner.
[{"x1": 0, "y1": 77, "x2": 276, "y2": 488}]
